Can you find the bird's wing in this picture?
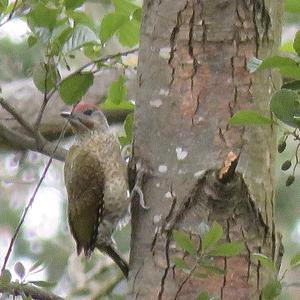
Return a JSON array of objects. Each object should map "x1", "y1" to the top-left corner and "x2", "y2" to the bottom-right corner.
[{"x1": 65, "y1": 145, "x2": 105, "y2": 256}]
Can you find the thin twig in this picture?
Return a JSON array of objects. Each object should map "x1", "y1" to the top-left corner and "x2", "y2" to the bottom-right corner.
[
  {"x1": 0, "y1": 0, "x2": 19, "y2": 28},
  {"x1": 76, "y1": 47, "x2": 139, "y2": 74},
  {"x1": 0, "y1": 121, "x2": 67, "y2": 161},
  {"x1": 35, "y1": 57, "x2": 54, "y2": 131},
  {"x1": 91, "y1": 272, "x2": 123, "y2": 300},
  {"x1": 0, "y1": 97, "x2": 41, "y2": 141},
  {"x1": 8, "y1": 0, "x2": 19, "y2": 21},
  {"x1": 1, "y1": 105, "x2": 75, "y2": 273},
  {"x1": 44, "y1": 48, "x2": 139, "y2": 103}
]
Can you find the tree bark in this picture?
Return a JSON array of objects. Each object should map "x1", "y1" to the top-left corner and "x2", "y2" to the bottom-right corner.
[{"x1": 129, "y1": 0, "x2": 284, "y2": 299}]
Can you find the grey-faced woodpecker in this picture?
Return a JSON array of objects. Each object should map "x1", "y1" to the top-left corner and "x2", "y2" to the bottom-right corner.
[{"x1": 61, "y1": 102, "x2": 129, "y2": 277}]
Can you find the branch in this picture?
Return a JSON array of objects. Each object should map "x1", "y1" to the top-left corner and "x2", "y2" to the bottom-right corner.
[
  {"x1": 0, "y1": 0, "x2": 19, "y2": 28},
  {"x1": 92, "y1": 272, "x2": 123, "y2": 300},
  {"x1": 44, "y1": 47, "x2": 139, "y2": 103},
  {"x1": 0, "y1": 281, "x2": 64, "y2": 300},
  {"x1": 0, "y1": 121, "x2": 67, "y2": 161},
  {"x1": 77, "y1": 47, "x2": 139, "y2": 73},
  {"x1": 1, "y1": 108, "x2": 72, "y2": 273},
  {"x1": 0, "y1": 97, "x2": 39, "y2": 139},
  {"x1": 0, "y1": 97, "x2": 67, "y2": 161}
]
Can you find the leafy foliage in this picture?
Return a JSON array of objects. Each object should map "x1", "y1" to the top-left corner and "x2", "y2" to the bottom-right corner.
[
  {"x1": 172, "y1": 223, "x2": 245, "y2": 298},
  {"x1": 229, "y1": 110, "x2": 271, "y2": 125},
  {"x1": 229, "y1": 22, "x2": 300, "y2": 187},
  {"x1": 0, "y1": 0, "x2": 140, "y2": 298},
  {"x1": 100, "y1": 0, "x2": 141, "y2": 46},
  {"x1": 59, "y1": 72, "x2": 94, "y2": 104},
  {"x1": 119, "y1": 113, "x2": 134, "y2": 146},
  {"x1": 173, "y1": 230, "x2": 197, "y2": 256}
]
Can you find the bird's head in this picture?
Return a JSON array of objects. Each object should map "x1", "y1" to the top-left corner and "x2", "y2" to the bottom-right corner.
[{"x1": 61, "y1": 103, "x2": 109, "y2": 135}]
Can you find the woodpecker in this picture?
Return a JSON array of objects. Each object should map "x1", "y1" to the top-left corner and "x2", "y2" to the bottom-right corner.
[{"x1": 61, "y1": 103, "x2": 129, "y2": 277}]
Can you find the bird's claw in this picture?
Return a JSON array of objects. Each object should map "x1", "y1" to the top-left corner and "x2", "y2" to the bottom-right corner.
[{"x1": 130, "y1": 185, "x2": 149, "y2": 210}]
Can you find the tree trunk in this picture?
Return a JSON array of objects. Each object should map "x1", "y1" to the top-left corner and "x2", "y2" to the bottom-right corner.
[{"x1": 129, "y1": 0, "x2": 284, "y2": 299}]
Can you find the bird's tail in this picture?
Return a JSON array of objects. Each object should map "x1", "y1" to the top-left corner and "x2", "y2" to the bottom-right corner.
[{"x1": 97, "y1": 244, "x2": 129, "y2": 278}]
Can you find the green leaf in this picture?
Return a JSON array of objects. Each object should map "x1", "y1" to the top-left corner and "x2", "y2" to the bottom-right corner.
[
  {"x1": 33, "y1": 62, "x2": 58, "y2": 93},
  {"x1": 173, "y1": 230, "x2": 197, "y2": 256},
  {"x1": 118, "y1": 112, "x2": 134, "y2": 146},
  {"x1": 14, "y1": 261, "x2": 25, "y2": 279},
  {"x1": 29, "y1": 280, "x2": 57, "y2": 288},
  {"x1": 118, "y1": 19, "x2": 140, "y2": 47},
  {"x1": 63, "y1": 25, "x2": 100, "y2": 53},
  {"x1": 124, "y1": 113, "x2": 134, "y2": 141},
  {"x1": 280, "y1": 41, "x2": 294, "y2": 53},
  {"x1": 100, "y1": 13, "x2": 127, "y2": 44},
  {"x1": 65, "y1": 0, "x2": 86, "y2": 10},
  {"x1": 133, "y1": 8, "x2": 142, "y2": 22},
  {"x1": 59, "y1": 72, "x2": 94, "y2": 104},
  {"x1": 192, "y1": 272, "x2": 208, "y2": 279},
  {"x1": 251, "y1": 253, "x2": 275, "y2": 271},
  {"x1": 208, "y1": 242, "x2": 244, "y2": 257},
  {"x1": 290, "y1": 251, "x2": 300, "y2": 266},
  {"x1": 68, "y1": 11, "x2": 95, "y2": 30},
  {"x1": 196, "y1": 292, "x2": 209, "y2": 300},
  {"x1": 285, "y1": 0, "x2": 300, "y2": 14},
  {"x1": 113, "y1": 0, "x2": 140, "y2": 15},
  {"x1": 108, "y1": 75, "x2": 127, "y2": 104},
  {"x1": 282, "y1": 80, "x2": 300, "y2": 90},
  {"x1": 280, "y1": 66, "x2": 300, "y2": 80},
  {"x1": 293, "y1": 31, "x2": 300, "y2": 56},
  {"x1": 0, "y1": 0, "x2": 8, "y2": 13},
  {"x1": 249, "y1": 56, "x2": 300, "y2": 80},
  {"x1": 0, "y1": 269, "x2": 11, "y2": 284},
  {"x1": 27, "y1": 35, "x2": 37, "y2": 48},
  {"x1": 258, "y1": 56, "x2": 298, "y2": 70},
  {"x1": 202, "y1": 263, "x2": 226, "y2": 275},
  {"x1": 28, "y1": 4, "x2": 59, "y2": 31},
  {"x1": 261, "y1": 279, "x2": 282, "y2": 300},
  {"x1": 201, "y1": 222, "x2": 223, "y2": 251},
  {"x1": 83, "y1": 43, "x2": 101, "y2": 60},
  {"x1": 72, "y1": 288, "x2": 91, "y2": 296},
  {"x1": 28, "y1": 261, "x2": 44, "y2": 273},
  {"x1": 270, "y1": 89, "x2": 300, "y2": 128},
  {"x1": 229, "y1": 110, "x2": 272, "y2": 125},
  {"x1": 173, "y1": 257, "x2": 191, "y2": 270},
  {"x1": 101, "y1": 99, "x2": 135, "y2": 111}
]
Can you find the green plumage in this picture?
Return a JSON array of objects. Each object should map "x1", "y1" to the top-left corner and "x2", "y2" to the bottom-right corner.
[
  {"x1": 64, "y1": 144, "x2": 105, "y2": 256},
  {"x1": 62, "y1": 107, "x2": 129, "y2": 277}
]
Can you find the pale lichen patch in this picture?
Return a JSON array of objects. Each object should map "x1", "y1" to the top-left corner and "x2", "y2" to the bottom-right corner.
[
  {"x1": 194, "y1": 170, "x2": 205, "y2": 178},
  {"x1": 164, "y1": 191, "x2": 173, "y2": 198},
  {"x1": 158, "y1": 165, "x2": 168, "y2": 173},
  {"x1": 150, "y1": 99, "x2": 162, "y2": 108},
  {"x1": 176, "y1": 147, "x2": 188, "y2": 160},
  {"x1": 159, "y1": 88, "x2": 169, "y2": 96},
  {"x1": 159, "y1": 47, "x2": 171, "y2": 59},
  {"x1": 153, "y1": 214, "x2": 162, "y2": 224}
]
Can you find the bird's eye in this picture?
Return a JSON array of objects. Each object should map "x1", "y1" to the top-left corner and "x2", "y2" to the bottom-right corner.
[{"x1": 83, "y1": 109, "x2": 94, "y2": 116}]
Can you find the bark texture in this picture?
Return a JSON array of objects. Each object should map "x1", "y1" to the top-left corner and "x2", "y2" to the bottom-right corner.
[{"x1": 129, "y1": 0, "x2": 283, "y2": 299}]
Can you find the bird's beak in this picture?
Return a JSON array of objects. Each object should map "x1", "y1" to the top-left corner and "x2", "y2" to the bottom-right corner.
[
  {"x1": 60, "y1": 111, "x2": 72, "y2": 118},
  {"x1": 60, "y1": 111, "x2": 94, "y2": 130}
]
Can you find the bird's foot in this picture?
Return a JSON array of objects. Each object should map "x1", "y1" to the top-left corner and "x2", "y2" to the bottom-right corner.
[{"x1": 129, "y1": 159, "x2": 150, "y2": 210}]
